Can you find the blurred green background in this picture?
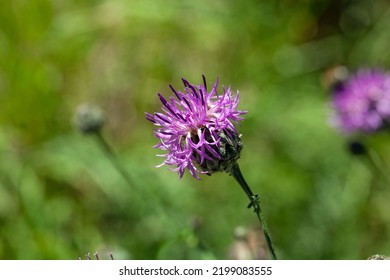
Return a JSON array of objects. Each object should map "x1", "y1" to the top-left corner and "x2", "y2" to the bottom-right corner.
[{"x1": 1, "y1": 0, "x2": 390, "y2": 260}]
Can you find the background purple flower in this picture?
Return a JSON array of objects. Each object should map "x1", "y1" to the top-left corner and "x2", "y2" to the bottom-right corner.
[
  {"x1": 146, "y1": 76, "x2": 246, "y2": 179},
  {"x1": 331, "y1": 69, "x2": 390, "y2": 134}
]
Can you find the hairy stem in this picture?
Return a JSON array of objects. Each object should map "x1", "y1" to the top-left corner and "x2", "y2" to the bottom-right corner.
[{"x1": 230, "y1": 163, "x2": 277, "y2": 260}]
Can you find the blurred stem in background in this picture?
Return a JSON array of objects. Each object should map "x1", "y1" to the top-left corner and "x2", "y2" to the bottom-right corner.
[
  {"x1": 74, "y1": 104, "x2": 179, "y2": 224},
  {"x1": 348, "y1": 140, "x2": 390, "y2": 187},
  {"x1": 73, "y1": 104, "x2": 213, "y2": 258},
  {"x1": 94, "y1": 130, "x2": 136, "y2": 188}
]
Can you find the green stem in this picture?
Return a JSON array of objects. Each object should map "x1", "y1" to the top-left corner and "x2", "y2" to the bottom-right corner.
[
  {"x1": 366, "y1": 149, "x2": 390, "y2": 187},
  {"x1": 92, "y1": 130, "x2": 213, "y2": 251},
  {"x1": 230, "y1": 163, "x2": 277, "y2": 260},
  {"x1": 94, "y1": 131, "x2": 137, "y2": 188}
]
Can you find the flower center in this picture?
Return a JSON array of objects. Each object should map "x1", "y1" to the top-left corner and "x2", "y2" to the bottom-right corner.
[{"x1": 192, "y1": 128, "x2": 243, "y2": 175}]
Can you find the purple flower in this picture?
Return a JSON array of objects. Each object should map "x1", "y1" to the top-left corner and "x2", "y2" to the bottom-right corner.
[
  {"x1": 146, "y1": 76, "x2": 247, "y2": 179},
  {"x1": 330, "y1": 69, "x2": 390, "y2": 134}
]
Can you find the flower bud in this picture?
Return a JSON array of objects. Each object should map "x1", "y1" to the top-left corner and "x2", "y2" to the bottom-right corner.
[{"x1": 74, "y1": 104, "x2": 105, "y2": 134}]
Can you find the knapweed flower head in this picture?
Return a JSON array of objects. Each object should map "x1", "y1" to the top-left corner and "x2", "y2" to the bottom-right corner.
[
  {"x1": 146, "y1": 76, "x2": 247, "y2": 179},
  {"x1": 331, "y1": 69, "x2": 390, "y2": 134}
]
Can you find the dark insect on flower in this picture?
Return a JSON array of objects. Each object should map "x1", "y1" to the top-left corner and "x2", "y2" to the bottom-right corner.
[
  {"x1": 146, "y1": 76, "x2": 247, "y2": 179},
  {"x1": 330, "y1": 69, "x2": 390, "y2": 134}
]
